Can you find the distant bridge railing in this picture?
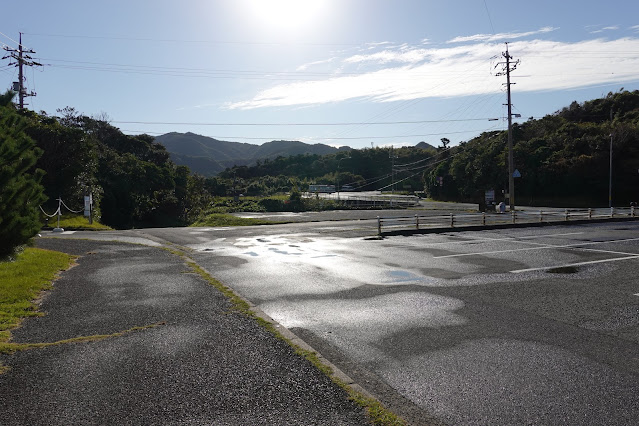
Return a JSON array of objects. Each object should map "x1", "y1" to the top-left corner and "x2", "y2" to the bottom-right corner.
[
  {"x1": 377, "y1": 207, "x2": 638, "y2": 235},
  {"x1": 305, "y1": 192, "x2": 420, "y2": 208}
]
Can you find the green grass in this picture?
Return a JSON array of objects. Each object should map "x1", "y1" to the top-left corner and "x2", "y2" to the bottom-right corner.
[
  {"x1": 0, "y1": 247, "x2": 74, "y2": 369},
  {"x1": 190, "y1": 213, "x2": 280, "y2": 227},
  {"x1": 45, "y1": 214, "x2": 112, "y2": 230},
  {"x1": 0, "y1": 248, "x2": 74, "y2": 338}
]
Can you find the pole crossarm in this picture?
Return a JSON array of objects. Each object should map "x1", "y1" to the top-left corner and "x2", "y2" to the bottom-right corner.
[{"x1": 2, "y1": 33, "x2": 42, "y2": 109}]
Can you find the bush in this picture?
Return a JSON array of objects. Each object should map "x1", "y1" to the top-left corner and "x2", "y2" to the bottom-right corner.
[{"x1": 0, "y1": 103, "x2": 46, "y2": 258}]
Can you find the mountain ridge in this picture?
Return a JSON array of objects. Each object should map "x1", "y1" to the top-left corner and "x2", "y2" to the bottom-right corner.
[{"x1": 154, "y1": 132, "x2": 436, "y2": 175}]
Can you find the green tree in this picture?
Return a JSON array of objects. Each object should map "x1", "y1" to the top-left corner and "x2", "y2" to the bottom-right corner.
[{"x1": 0, "y1": 92, "x2": 46, "y2": 257}]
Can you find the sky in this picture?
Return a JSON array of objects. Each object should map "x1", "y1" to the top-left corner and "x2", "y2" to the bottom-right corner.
[{"x1": 2, "y1": 0, "x2": 639, "y2": 149}]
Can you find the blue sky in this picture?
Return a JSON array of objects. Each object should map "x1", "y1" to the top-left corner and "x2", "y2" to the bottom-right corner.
[{"x1": 2, "y1": 0, "x2": 639, "y2": 149}]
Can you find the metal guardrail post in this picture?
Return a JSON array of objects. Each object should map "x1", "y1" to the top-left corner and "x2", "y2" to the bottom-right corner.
[{"x1": 374, "y1": 203, "x2": 633, "y2": 235}]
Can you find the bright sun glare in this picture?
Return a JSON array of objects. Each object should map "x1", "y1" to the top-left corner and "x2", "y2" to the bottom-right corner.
[{"x1": 245, "y1": 0, "x2": 329, "y2": 35}]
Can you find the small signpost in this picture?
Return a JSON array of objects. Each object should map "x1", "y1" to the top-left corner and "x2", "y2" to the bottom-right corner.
[{"x1": 84, "y1": 194, "x2": 93, "y2": 224}]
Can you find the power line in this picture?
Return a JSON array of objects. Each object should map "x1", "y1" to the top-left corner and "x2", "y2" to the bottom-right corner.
[
  {"x1": 122, "y1": 128, "x2": 500, "y2": 140},
  {"x1": 483, "y1": 0, "x2": 496, "y2": 34},
  {"x1": 24, "y1": 31, "x2": 365, "y2": 47},
  {"x1": 111, "y1": 118, "x2": 499, "y2": 127}
]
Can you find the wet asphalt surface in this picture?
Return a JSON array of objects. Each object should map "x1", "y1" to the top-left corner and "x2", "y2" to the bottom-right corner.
[
  {"x1": 0, "y1": 239, "x2": 369, "y2": 425},
  {"x1": 5, "y1": 210, "x2": 639, "y2": 425},
  {"x1": 135, "y1": 218, "x2": 639, "y2": 425}
]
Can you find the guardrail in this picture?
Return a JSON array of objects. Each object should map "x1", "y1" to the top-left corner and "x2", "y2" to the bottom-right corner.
[{"x1": 377, "y1": 207, "x2": 637, "y2": 235}]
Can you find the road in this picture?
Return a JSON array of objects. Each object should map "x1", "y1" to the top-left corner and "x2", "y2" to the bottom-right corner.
[{"x1": 52, "y1": 219, "x2": 639, "y2": 425}]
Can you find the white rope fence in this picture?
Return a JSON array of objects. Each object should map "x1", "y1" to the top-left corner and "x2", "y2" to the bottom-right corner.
[
  {"x1": 39, "y1": 205, "x2": 60, "y2": 218},
  {"x1": 60, "y1": 199, "x2": 83, "y2": 214},
  {"x1": 39, "y1": 197, "x2": 85, "y2": 232}
]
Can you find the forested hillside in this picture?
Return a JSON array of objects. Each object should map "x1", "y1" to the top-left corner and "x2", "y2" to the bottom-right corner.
[
  {"x1": 426, "y1": 90, "x2": 639, "y2": 207},
  {"x1": 218, "y1": 143, "x2": 438, "y2": 195},
  {"x1": 217, "y1": 90, "x2": 639, "y2": 207},
  {"x1": 0, "y1": 101, "x2": 189, "y2": 233}
]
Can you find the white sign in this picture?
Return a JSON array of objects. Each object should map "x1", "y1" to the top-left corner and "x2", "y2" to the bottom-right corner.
[{"x1": 84, "y1": 195, "x2": 92, "y2": 217}]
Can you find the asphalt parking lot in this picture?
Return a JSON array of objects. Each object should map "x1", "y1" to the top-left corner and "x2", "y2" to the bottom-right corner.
[
  {"x1": 13, "y1": 217, "x2": 639, "y2": 425},
  {"x1": 169, "y1": 220, "x2": 639, "y2": 425}
]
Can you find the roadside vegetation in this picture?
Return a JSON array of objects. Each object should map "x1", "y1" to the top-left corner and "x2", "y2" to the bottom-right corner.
[
  {"x1": 0, "y1": 248, "x2": 74, "y2": 366},
  {"x1": 44, "y1": 213, "x2": 112, "y2": 231},
  {"x1": 4, "y1": 88, "x2": 639, "y2": 255},
  {"x1": 190, "y1": 213, "x2": 279, "y2": 227}
]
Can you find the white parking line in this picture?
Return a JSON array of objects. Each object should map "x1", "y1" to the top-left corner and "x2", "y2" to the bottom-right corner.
[
  {"x1": 467, "y1": 232, "x2": 584, "y2": 241},
  {"x1": 433, "y1": 237, "x2": 639, "y2": 259},
  {"x1": 510, "y1": 255, "x2": 639, "y2": 273},
  {"x1": 413, "y1": 231, "x2": 585, "y2": 247}
]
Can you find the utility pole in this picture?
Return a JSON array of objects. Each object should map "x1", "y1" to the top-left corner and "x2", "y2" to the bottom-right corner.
[
  {"x1": 495, "y1": 43, "x2": 519, "y2": 211},
  {"x1": 2, "y1": 33, "x2": 42, "y2": 109}
]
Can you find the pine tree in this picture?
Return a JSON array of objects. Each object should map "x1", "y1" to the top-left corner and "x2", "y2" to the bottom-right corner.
[{"x1": 0, "y1": 92, "x2": 46, "y2": 257}]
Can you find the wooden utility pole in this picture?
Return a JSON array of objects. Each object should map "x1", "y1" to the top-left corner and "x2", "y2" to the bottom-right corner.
[
  {"x1": 2, "y1": 33, "x2": 42, "y2": 109},
  {"x1": 496, "y1": 43, "x2": 519, "y2": 211}
]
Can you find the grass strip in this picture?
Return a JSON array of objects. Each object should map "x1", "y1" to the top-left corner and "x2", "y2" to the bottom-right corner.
[
  {"x1": 45, "y1": 214, "x2": 112, "y2": 230},
  {"x1": 184, "y1": 259, "x2": 406, "y2": 425},
  {"x1": 190, "y1": 213, "x2": 282, "y2": 227},
  {"x1": 0, "y1": 248, "x2": 74, "y2": 336}
]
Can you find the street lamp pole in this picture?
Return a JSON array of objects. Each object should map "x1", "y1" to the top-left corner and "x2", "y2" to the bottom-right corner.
[{"x1": 609, "y1": 108, "x2": 613, "y2": 208}]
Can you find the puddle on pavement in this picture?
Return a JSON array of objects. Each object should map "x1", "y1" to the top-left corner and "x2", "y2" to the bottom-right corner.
[
  {"x1": 387, "y1": 270, "x2": 426, "y2": 283},
  {"x1": 268, "y1": 247, "x2": 302, "y2": 255}
]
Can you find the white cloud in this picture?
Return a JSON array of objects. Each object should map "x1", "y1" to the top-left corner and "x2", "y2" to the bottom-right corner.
[
  {"x1": 344, "y1": 48, "x2": 431, "y2": 64},
  {"x1": 296, "y1": 57, "x2": 337, "y2": 71},
  {"x1": 226, "y1": 37, "x2": 639, "y2": 110},
  {"x1": 588, "y1": 24, "x2": 620, "y2": 34},
  {"x1": 447, "y1": 26, "x2": 557, "y2": 44}
]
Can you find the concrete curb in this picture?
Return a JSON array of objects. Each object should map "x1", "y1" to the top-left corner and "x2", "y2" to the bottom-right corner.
[{"x1": 191, "y1": 259, "x2": 378, "y2": 402}]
